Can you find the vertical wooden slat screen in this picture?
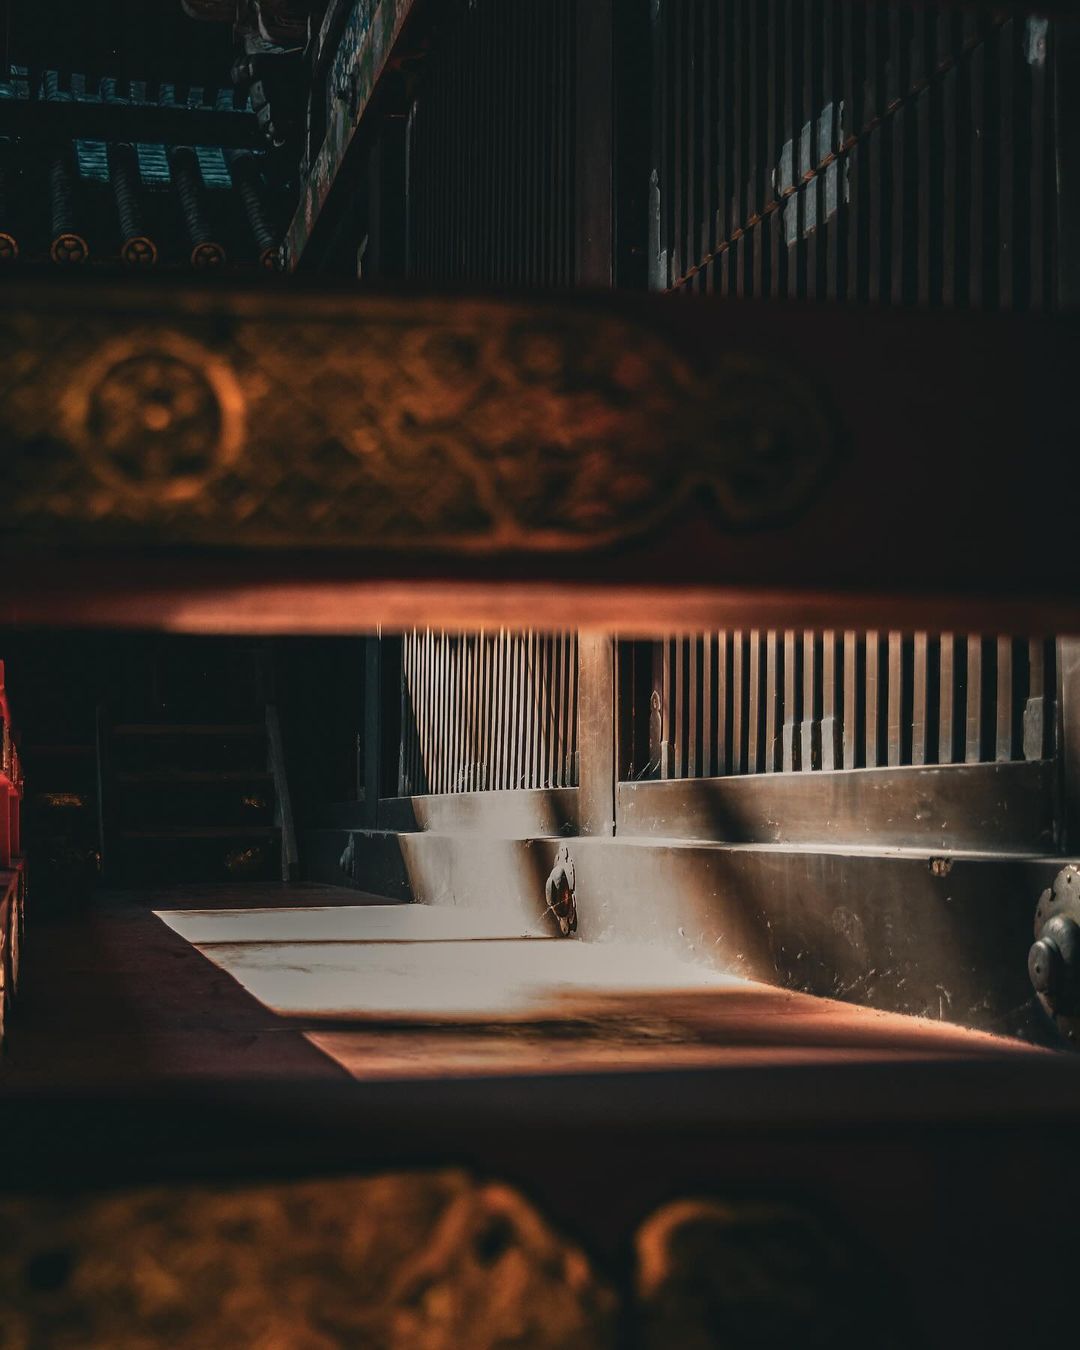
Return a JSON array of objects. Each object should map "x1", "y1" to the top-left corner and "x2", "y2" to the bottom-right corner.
[
  {"x1": 400, "y1": 632, "x2": 579, "y2": 796},
  {"x1": 632, "y1": 633, "x2": 1056, "y2": 780},
  {"x1": 653, "y1": 1, "x2": 1058, "y2": 311},
  {"x1": 406, "y1": 0, "x2": 577, "y2": 287}
]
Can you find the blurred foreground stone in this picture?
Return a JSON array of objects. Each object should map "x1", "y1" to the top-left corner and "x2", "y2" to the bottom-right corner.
[{"x1": 0, "y1": 1170, "x2": 616, "y2": 1349}]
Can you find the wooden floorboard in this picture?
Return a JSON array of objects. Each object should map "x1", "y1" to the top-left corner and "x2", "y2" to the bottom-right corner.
[
  {"x1": 156, "y1": 903, "x2": 552, "y2": 945},
  {"x1": 2, "y1": 882, "x2": 1050, "y2": 1099},
  {"x1": 1, "y1": 884, "x2": 365, "y2": 1090}
]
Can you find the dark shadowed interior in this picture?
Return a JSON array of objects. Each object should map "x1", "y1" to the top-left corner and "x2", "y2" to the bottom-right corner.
[{"x1": 1, "y1": 1, "x2": 1079, "y2": 1346}]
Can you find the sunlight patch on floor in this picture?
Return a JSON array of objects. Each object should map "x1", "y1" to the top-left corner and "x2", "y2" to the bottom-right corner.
[
  {"x1": 185, "y1": 937, "x2": 746, "y2": 1021},
  {"x1": 154, "y1": 904, "x2": 552, "y2": 945}
]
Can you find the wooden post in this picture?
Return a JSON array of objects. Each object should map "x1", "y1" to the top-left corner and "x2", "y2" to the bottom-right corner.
[
  {"x1": 363, "y1": 634, "x2": 381, "y2": 829},
  {"x1": 1057, "y1": 639, "x2": 1080, "y2": 851},
  {"x1": 578, "y1": 633, "x2": 616, "y2": 837},
  {"x1": 1053, "y1": 21, "x2": 1079, "y2": 847}
]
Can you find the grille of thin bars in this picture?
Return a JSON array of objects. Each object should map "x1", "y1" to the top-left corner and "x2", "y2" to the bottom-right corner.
[
  {"x1": 399, "y1": 631, "x2": 579, "y2": 796},
  {"x1": 405, "y1": 0, "x2": 577, "y2": 287},
  {"x1": 635, "y1": 633, "x2": 1056, "y2": 780},
  {"x1": 653, "y1": 1, "x2": 1055, "y2": 309}
]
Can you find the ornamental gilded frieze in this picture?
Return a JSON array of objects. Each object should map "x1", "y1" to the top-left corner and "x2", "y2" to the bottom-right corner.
[{"x1": 0, "y1": 286, "x2": 837, "y2": 551}]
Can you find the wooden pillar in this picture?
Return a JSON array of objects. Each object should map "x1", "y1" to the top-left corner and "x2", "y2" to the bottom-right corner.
[
  {"x1": 574, "y1": 1, "x2": 618, "y2": 824},
  {"x1": 578, "y1": 633, "x2": 616, "y2": 837},
  {"x1": 1055, "y1": 22, "x2": 1079, "y2": 847},
  {"x1": 1058, "y1": 640, "x2": 1080, "y2": 851},
  {"x1": 363, "y1": 635, "x2": 381, "y2": 829}
]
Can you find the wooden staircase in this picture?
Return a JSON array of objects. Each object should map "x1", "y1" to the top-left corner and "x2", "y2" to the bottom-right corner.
[
  {"x1": 95, "y1": 642, "x2": 297, "y2": 886},
  {"x1": 101, "y1": 722, "x2": 279, "y2": 884}
]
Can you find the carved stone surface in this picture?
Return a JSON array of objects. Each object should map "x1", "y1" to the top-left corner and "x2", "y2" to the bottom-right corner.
[
  {"x1": 0, "y1": 1170, "x2": 616, "y2": 1348},
  {"x1": 0, "y1": 287, "x2": 836, "y2": 552}
]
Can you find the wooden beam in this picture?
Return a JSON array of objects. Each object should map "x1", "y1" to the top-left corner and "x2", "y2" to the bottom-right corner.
[
  {"x1": 0, "y1": 282, "x2": 1077, "y2": 635},
  {"x1": 616, "y1": 760, "x2": 1057, "y2": 853},
  {"x1": 284, "y1": 0, "x2": 420, "y2": 271}
]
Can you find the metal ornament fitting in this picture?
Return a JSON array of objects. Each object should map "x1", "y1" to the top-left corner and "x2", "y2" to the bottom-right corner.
[
  {"x1": 50, "y1": 232, "x2": 89, "y2": 265},
  {"x1": 191, "y1": 241, "x2": 227, "y2": 269},
  {"x1": 121, "y1": 236, "x2": 159, "y2": 267},
  {"x1": 544, "y1": 845, "x2": 577, "y2": 938},
  {"x1": 1030, "y1": 865, "x2": 1080, "y2": 1042}
]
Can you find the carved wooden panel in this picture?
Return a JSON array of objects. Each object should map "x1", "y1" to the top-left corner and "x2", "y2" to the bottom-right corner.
[{"x1": 0, "y1": 283, "x2": 837, "y2": 552}]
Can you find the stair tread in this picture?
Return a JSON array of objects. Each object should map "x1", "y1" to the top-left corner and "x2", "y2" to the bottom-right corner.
[
  {"x1": 111, "y1": 723, "x2": 265, "y2": 736},
  {"x1": 119, "y1": 826, "x2": 278, "y2": 839}
]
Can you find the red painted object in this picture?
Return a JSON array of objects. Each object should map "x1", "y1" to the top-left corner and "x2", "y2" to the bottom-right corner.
[
  {"x1": 0, "y1": 660, "x2": 23, "y2": 866},
  {"x1": 0, "y1": 660, "x2": 26, "y2": 1040}
]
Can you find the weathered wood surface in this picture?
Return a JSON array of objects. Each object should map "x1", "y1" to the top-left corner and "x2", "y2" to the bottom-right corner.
[{"x1": 616, "y1": 759, "x2": 1056, "y2": 851}]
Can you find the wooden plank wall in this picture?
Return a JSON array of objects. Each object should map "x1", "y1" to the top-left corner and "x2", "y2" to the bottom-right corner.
[
  {"x1": 639, "y1": 632, "x2": 1056, "y2": 779},
  {"x1": 399, "y1": 631, "x2": 579, "y2": 795},
  {"x1": 653, "y1": 1, "x2": 1055, "y2": 311},
  {"x1": 405, "y1": 0, "x2": 577, "y2": 286}
]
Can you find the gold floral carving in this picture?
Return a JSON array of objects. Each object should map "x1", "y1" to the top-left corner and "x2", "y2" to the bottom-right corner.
[{"x1": 0, "y1": 288, "x2": 836, "y2": 551}]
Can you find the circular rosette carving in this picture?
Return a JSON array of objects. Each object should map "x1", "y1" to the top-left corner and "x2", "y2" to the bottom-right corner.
[
  {"x1": 61, "y1": 333, "x2": 246, "y2": 503},
  {"x1": 469, "y1": 315, "x2": 695, "y2": 539},
  {"x1": 691, "y1": 352, "x2": 838, "y2": 527}
]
